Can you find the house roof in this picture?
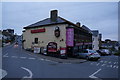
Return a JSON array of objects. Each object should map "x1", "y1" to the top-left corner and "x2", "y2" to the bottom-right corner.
[
  {"x1": 24, "y1": 16, "x2": 67, "y2": 29},
  {"x1": 92, "y1": 30, "x2": 99, "y2": 37},
  {"x1": 23, "y1": 16, "x2": 89, "y2": 32}
]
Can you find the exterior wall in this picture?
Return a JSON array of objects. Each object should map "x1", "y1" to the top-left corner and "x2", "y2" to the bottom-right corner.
[
  {"x1": 0, "y1": 32, "x2": 2, "y2": 47},
  {"x1": 92, "y1": 36, "x2": 99, "y2": 50},
  {"x1": 23, "y1": 24, "x2": 67, "y2": 49}
]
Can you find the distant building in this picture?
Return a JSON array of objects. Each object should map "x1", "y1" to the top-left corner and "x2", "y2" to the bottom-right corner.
[
  {"x1": 101, "y1": 40, "x2": 119, "y2": 50},
  {"x1": 3, "y1": 29, "x2": 14, "y2": 36},
  {"x1": 23, "y1": 10, "x2": 92, "y2": 56},
  {"x1": 2, "y1": 29, "x2": 15, "y2": 43},
  {"x1": 92, "y1": 30, "x2": 102, "y2": 50}
]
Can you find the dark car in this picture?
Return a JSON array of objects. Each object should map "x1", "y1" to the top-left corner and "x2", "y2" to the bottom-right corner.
[{"x1": 97, "y1": 49, "x2": 111, "y2": 56}]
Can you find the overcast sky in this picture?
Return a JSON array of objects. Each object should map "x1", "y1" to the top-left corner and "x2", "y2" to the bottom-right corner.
[{"x1": 2, "y1": 2, "x2": 118, "y2": 41}]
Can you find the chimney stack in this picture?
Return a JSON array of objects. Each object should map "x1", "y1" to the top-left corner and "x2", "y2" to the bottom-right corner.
[
  {"x1": 50, "y1": 10, "x2": 58, "y2": 22},
  {"x1": 76, "y1": 22, "x2": 81, "y2": 27}
]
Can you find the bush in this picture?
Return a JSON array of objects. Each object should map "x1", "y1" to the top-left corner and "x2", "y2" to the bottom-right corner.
[{"x1": 114, "y1": 50, "x2": 120, "y2": 56}]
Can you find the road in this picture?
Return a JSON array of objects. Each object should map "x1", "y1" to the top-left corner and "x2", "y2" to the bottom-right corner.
[{"x1": 1, "y1": 41, "x2": 119, "y2": 80}]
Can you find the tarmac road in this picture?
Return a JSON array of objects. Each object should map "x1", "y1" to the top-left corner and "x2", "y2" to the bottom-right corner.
[{"x1": 1, "y1": 42, "x2": 119, "y2": 80}]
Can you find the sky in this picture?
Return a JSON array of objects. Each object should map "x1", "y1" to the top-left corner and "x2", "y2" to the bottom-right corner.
[{"x1": 2, "y1": 2, "x2": 118, "y2": 41}]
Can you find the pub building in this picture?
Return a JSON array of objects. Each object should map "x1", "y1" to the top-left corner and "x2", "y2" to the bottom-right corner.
[{"x1": 23, "y1": 10, "x2": 92, "y2": 57}]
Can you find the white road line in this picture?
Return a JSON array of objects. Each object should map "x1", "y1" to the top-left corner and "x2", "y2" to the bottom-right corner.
[
  {"x1": 28, "y1": 58, "x2": 35, "y2": 60},
  {"x1": 89, "y1": 69, "x2": 102, "y2": 79},
  {"x1": 114, "y1": 62, "x2": 116, "y2": 64},
  {"x1": 40, "y1": 58, "x2": 44, "y2": 60},
  {"x1": 96, "y1": 63, "x2": 100, "y2": 66},
  {"x1": 20, "y1": 57, "x2": 26, "y2": 59},
  {"x1": 21, "y1": 67, "x2": 33, "y2": 78},
  {"x1": 113, "y1": 65, "x2": 118, "y2": 68},
  {"x1": 11, "y1": 56, "x2": 18, "y2": 58},
  {"x1": 3, "y1": 53, "x2": 8, "y2": 57},
  {"x1": 0, "y1": 69, "x2": 7, "y2": 79},
  {"x1": 101, "y1": 64, "x2": 106, "y2": 66}
]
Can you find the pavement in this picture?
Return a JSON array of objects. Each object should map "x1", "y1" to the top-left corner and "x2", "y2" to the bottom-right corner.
[{"x1": 25, "y1": 50, "x2": 87, "y2": 64}]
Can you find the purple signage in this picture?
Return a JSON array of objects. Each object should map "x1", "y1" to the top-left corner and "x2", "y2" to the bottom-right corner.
[{"x1": 66, "y1": 28, "x2": 74, "y2": 46}]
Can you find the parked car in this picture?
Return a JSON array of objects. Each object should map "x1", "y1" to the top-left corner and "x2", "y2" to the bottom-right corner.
[
  {"x1": 96, "y1": 50, "x2": 106, "y2": 56},
  {"x1": 77, "y1": 49, "x2": 101, "y2": 61},
  {"x1": 98, "y1": 49, "x2": 111, "y2": 56}
]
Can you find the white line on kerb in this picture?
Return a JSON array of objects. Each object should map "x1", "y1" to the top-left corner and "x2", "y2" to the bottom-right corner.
[
  {"x1": 21, "y1": 67, "x2": 33, "y2": 78},
  {"x1": 89, "y1": 69, "x2": 102, "y2": 79}
]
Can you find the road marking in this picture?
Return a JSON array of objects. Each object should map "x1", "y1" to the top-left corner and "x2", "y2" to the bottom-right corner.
[
  {"x1": 114, "y1": 62, "x2": 116, "y2": 64},
  {"x1": 113, "y1": 65, "x2": 118, "y2": 68},
  {"x1": 11, "y1": 56, "x2": 18, "y2": 58},
  {"x1": 40, "y1": 58, "x2": 44, "y2": 60},
  {"x1": 20, "y1": 57, "x2": 26, "y2": 59},
  {"x1": 21, "y1": 67, "x2": 33, "y2": 78},
  {"x1": 3, "y1": 53, "x2": 8, "y2": 57},
  {"x1": 0, "y1": 69, "x2": 7, "y2": 79},
  {"x1": 28, "y1": 58, "x2": 35, "y2": 60},
  {"x1": 96, "y1": 63, "x2": 100, "y2": 66},
  {"x1": 89, "y1": 69, "x2": 102, "y2": 79},
  {"x1": 101, "y1": 64, "x2": 106, "y2": 66}
]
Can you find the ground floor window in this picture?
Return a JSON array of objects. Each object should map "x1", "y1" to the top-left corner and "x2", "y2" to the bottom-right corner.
[{"x1": 34, "y1": 38, "x2": 38, "y2": 44}]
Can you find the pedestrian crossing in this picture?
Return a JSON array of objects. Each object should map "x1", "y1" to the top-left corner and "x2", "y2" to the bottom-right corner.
[{"x1": 90, "y1": 60, "x2": 118, "y2": 69}]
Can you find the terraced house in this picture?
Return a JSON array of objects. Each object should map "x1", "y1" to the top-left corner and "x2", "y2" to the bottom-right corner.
[{"x1": 23, "y1": 10, "x2": 92, "y2": 57}]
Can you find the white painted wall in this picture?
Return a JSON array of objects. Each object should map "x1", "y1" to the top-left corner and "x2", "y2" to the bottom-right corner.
[{"x1": 92, "y1": 35, "x2": 99, "y2": 50}]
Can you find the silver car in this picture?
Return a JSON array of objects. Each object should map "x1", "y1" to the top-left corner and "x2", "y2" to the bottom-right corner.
[{"x1": 78, "y1": 49, "x2": 101, "y2": 60}]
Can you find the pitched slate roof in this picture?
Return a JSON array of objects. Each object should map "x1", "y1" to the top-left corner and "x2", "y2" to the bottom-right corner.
[
  {"x1": 24, "y1": 16, "x2": 67, "y2": 29},
  {"x1": 23, "y1": 16, "x2": 91, "y2": 33}
]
